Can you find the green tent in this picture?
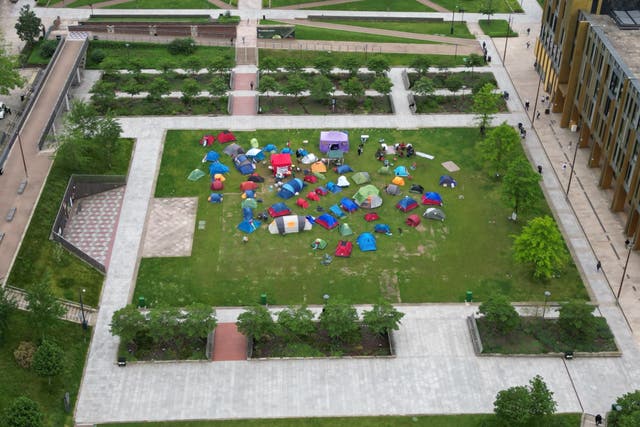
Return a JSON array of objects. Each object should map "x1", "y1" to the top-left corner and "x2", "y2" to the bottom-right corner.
[
  {"x1": 311, "y1": 238, "x2": 327, "y2": 250},
  {"x1": 241, "y1": 198, "x2": 258, "y2": 209},
  {"x1": 353, "y1": 185, "x2": 383, "y2": 209},
  {"x1": 339, "y1": 223, "x2": 354, "y2": 236},
  {"x1": 250, "y1": 138, "x2": 259, "y2": 148},
  {"x1": 187, "y1": 169, "x2": 206, "y2": 181},
  {"x1": 352, "y1": 171, "x2": 371, "y2": 185},
  {"x1": 378, "y1": 165, "x2": 391, "y2": 175}
]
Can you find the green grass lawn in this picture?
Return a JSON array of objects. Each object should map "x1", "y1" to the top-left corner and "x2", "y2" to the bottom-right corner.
[
  {"x1": 432, "y1": 0, "x2": 523, "y2": 13},
  {"x1": 293, "y1": 24, "x2": 436, "y2": 44},
  {"x1": 87, "y1": 16, "x2": 213, "y2": 23},
  {"x1": 310, "y1": 0, "x2": 434, "y2": 12},
  {"x1": 99, "y1": 414, "x2": 581, "y2": 426},
  {"x1": 260, "y1": 49, "x2": 466, "y2": 68},
  {"x1": 95, "y1": 0, "x2": 219, "y2": 8},
  {"x1": 86, "y1": 41, "x2": 234, "y2": 70},
  {"x1": 6, "y1": 139, "x2": 134, "y2": 306},
  {"x1": 478, "y1": 19, "x2": 519, "y2": 37},
  {"x1": 25, "y1": 40, "x2": 60, "y2": 66},
  {"x1": 0, "y1": 310, "x2": 89, "y2": 427},
  {"x1": 134, "y1": 128, "x2": 587, "y2": 308},
  {"x1": 315, "y1": 19, "x2": 474, "y2": 39}
]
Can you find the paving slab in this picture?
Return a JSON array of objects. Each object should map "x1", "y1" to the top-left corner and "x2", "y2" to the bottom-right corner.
[{"x1": 141, "y1": 197, "x2": 197, "y2": 258}]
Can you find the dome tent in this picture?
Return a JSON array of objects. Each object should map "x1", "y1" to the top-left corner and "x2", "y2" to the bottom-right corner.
[
  {"x1": 339, "y1": 223, "x2": 354, "y2": 236},
  {"x1": 268, "y1": 202, "x2": 291, "y2": 218},
  {"x1": 423, "y1": 207, "x2": 446, "y2": 221},
  {"x1": 422, "y1": 192, "x2": 443, "y2": 206},
  {"x1": 315, "y1": 213, "x2": 339, "y2": 230},
  {"x1": 357, "y1": 232, "x2": 377, "y2": 252},
  {"x1": 340, "y1": 197, "x2": 358, "y2": 213},
  {"x1": 278, "y1": 178, "x2": 304, "y2": 199},
  {"x1": 391, "y1": 176, "x2": 405, "y2": 186},
  {"x1": 268, "y1": 215, "x2": 313, "y2": 234},
  {"x1": 209, "y1": 162, "x2": 230, "y2": 175},
  {"x1": 439, "y1": 175, "x2": 457, "y2": 187},
  {"x1": 353, "y1": 185, "x2": 383, "y2": 209},
  {"x1": 352, "y1": 171, "x2": 371, "y2": 185},
  {"x1": 385, "y1": 184, "x2": 402, "y2": 196},
  {"x1": 406, "y1": 214, "x2": 421, "y2": 227},
  {"x1": 394, "y1": 166, "x2": 410, "y2": 177},
  {"x1": 337, "y1": 176, "x2": 350, "y2": 188},
  {"x1": 204, "y1": 151, "x2": 220, "y2": 162},
  {"x1": 374, "y1": 223, "x2": 391, "y2": 234},
  {"x1": 396, "y1": 196, "x2": 419, "y2": 212}
]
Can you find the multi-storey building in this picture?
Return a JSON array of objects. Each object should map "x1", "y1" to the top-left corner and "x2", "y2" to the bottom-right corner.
[{"x1": 535, "y1": 0, "x2": 640, "y2": 246}]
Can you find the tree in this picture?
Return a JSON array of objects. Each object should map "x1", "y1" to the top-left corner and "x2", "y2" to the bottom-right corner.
[
  {"x1": 277, "y1": 305, "x2": 315, "y2": 339},
  {"x1": 558, "y1": 300, "x2": 598, "y2": 345},
  {"x1": 371, "y1": 76, "x2": 392, "y2": 96},
  {"x1": 609, "y1": 390, "x2": 640, "y2": 427},
  {"x1": 258, "y1": 75, "x2": 280, "y2": 106},
  {"x1": 340, "y1": 56, "x2": 362, "y2": 76},
  {"x1": 90, "y1": 80, "x2": 117, "y2": 112},
  {"x1": 319, "y1": 299, "x2": 360, "y2": 344},
  {"x1": 184, "y1": 56, "x2": 202, "y2": 77},
  {"x1": 110, "y1": 305, "x2": 148, "y2": 344},
  {"x1": 167, "y1": 37, "x2": 196, "y2": 55},
  {"x1": 367, "y1": 56, "x2": 390, "y2": 75},
  {"x1": 412, "y1": 76, "x2": 434, "y2": 98},
  {"x1": 472, "y1": 83, "x2": 501, "y2": 133},
  {"x1": 502, "y1": 157, "x2": 541, "y2": 216},
  {"x1": 208, "y1": 76, "x2": 228, "y2": 97},
  {"x1": 476, "y1": 122, "x2": 520, "y2": 177},
  {"x1": 478, "y1": 295, "x2": 519, "y2": 334},
  {"x1": 362, "y1": 300, "x2": 404, "y2": 336},
  {"x1": 26, "y1": 281, "x2": 66, "y2": 338},
  {"x1": 181, "y1": 304, "x2": 217, "y2": 339},
  {"x1": 465, "y1": 53, "x2": 485, "y2": 78},
  {"x1": 282, "y1": 74, "x2": 308, "y2": 103},
  {"x1": 121, "y1": 75, "x2": 143, "y2": 97},
  {"x1": 529, "y1": 375, "x2": 557, "y2": 417},
  {"x1": 32, "y1": 340, "x2": 64, "y2": 385},
  {"x1": 513, "y1": 216, "x2": 569, "y2": 280},
  {"x1": 236, "y1": 305, "x2": 276, "y2": 342},
  {"x1": 147, "y1": 306, "x2": 181, "y2": 344},
  {"x1": 146, "y1": 77, "x2": 170, "y2": 102},
  {"x1": 494, "y1": 385, "x2": 532, "y2": 426},
  {"x1": 0, "y1": 286, "x2": 16, "y2": 343},
  {"x1": 15, "y1": 5, "x2": 41, "y2": 46},
  {"x1": 410, "y1": 56, "x2": 431, "y2": 76},
  {"x1": 0, "y1": 46, "x2": 24, "y2": 95},
  {"x1": 158, "y1": 58, "x2": 177, "y2": 74},
  {"x1": 313, "y1": 55, "x2": 335, "y2": 76},
  {"x1": 309, "y1": 74, "x2": 333, "y2": 104},
  {"x1": 259, "y1": 56, "x2": 279, "y2": 74},
  {"x1": 283, "y1": 57, "x2": 303, "y2": 74},
  {"x1": 181, "y1": 78, "x2": 200, "y2": 106},
  {"x1": 3, "y1": 396, "x2": 44, "y2": 427},
  {"x1": 444, "y1": 74, "x2": 464, "y2": 100},
  {"x1": 481, "y1": 0, "x2": 495, "y2": 22},
  {"x1": 206, "y1": 56, "x2": 227, "y2": 75},
  {"x1": 342, "y1": 77, "x2": 365, "y2": 103}
]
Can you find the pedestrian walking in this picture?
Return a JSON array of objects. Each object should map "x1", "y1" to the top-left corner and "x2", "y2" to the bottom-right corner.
[
  {"x1": 242, "y1": 236, "x2": 249, "y2": 244},
  {"x1": 537, "y1": 165, "x2": 542, "y2": 174},
  {"x1": 536, "y1": 111, "x2": 541, "y2": 119},
  {"x1": 482, "y1": 41, "x2": 486, "y2": 49},
  {"x1": 526, "y1": 28, "x2": 531, "y2": 35},
  {"x1": 596, "y1": 260, "x2": 602, "y2": 271},
  {"x1": 525, "y1": 100, "x2": 530, "y2": 110},
  {"x1": 357, "y1": 146, "x2": 363, "y2": 156},
  {"x1": 526, "y1": 41, "x2": 531, "y2": 49},
  {"x1": 541, "y1": 95, "x2": 545, "y2": 104},
  {"x1": 562, "y1": 162, "x2": 567, "y2": 173},
  {"x1": 595, "y1": 414, "x2": 602, "y2": 425},
  {"x1": 242, "y1": 36, "x2": 245, "y2": 44},
  {"x1": 250, "y1": 81, "x2": 254, "y2": 90}
]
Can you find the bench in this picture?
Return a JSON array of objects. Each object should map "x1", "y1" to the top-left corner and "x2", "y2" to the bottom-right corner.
[
  {"x1": 6, "y1": 207, "x2": 16, "y2": 222},
  {"x1": 0, "y1": 232, "x2": 4, "y2": 244},
  {"x1": 17, "y1": 180, "x2": 27, "y2": 195}
]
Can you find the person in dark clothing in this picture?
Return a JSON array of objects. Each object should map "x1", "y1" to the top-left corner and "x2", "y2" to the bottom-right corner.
[
  {"x1": 537, "y1": 165, "x2": 542, "y2": 174},
  {"x1": 595, "y1": 414, "x2": 602, "y2": 425}
]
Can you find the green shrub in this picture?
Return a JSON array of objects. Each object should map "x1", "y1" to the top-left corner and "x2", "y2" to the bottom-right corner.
[
  {"x1": 89, "y1": 49, "x2": 106, "y2": 64},
  {"x1": 39, "y1": 40, "x2": 58, "y2": 59},
  {"x1": 13, "y1": 341, "x2": 37, "y2": 369},
  {"x1": 167, "y1": 38, "x2": 197, "y2": 56}
]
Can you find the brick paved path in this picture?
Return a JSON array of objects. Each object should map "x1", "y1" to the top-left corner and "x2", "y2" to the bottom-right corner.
[{"x1": 212, "y1": 323, "x2": 247, "y2": 361}]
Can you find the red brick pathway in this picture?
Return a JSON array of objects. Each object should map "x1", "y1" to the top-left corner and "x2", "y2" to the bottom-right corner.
[{"x1": 212, "y1": 323, "x2": 247, "y2": 361}]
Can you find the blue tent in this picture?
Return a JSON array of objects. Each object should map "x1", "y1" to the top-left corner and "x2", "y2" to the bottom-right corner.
[
  {"x1": 278, "y1": 178, "x2": 304, "y2": 199},
  {"x1": 439, "y1": 175, "x2": 457, "y2": 187},
  {"x1": 374, "y1": 223, "x2": 391, "y2": 234},
  {"x1": 316, "y1": 213, "x2": 339, "y2": 230},
  {"x1": 242, "y1": 207, "x2": 253, "y2": 221},
  {"x1": 208, "y1": 193, "x2": 223, "y2": 203},
  {"x1": 205, "y1": 151, "x2": 220, "y2": 162},
  {"x1": 234, "y1": 154, "x2": 255, "y2": 175},
  {"x1": 336, "y1": 164, "x2": 353, "y2": 174},
  {"x1": 394, "y1": 166, "x2": 410, "y2": 177},
  {"x1": 245, "y1": 190, "x2": 255, "y2": 199},
  {"x1": 357, "y1": 232, "x2": 377, "y2": 252},
  {"x1": 422, "y1": 192, "x2": 443, "y2": 206},
  {"x1": 340, "y1": 197, "x2": 358, "y2": 213},
  {"x1": 237, "y1": 219, "x2": 261, "y2": 234},
  {"x1": 281, "y1": 147, "x2": 293, "y2": 154},
  {"x1": 209, "y1": 162, "x2": 230, "y2": 175},
  {"x1": 264, "y1": 144, "x2": 277, "y2": 152},
  {"x1": 326, "y1": 181, "x2": 342, "y2": 193},
  {"x1": 396, "y1": 196, "x2": 419, "y2": 212}
]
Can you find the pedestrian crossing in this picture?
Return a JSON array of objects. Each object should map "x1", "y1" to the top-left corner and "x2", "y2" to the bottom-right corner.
[{"x1": 68, "y1": 31, "x2": 90, "y2": 40}]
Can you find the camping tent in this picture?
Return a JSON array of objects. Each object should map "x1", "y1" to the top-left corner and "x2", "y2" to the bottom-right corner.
[
  {"x1": 208, "y1": 193, "x2": 223, "y2": 203},
  {"x1": 327, "y1": 150, "x2": 344, "y2": 166},
  {"x1": 422, "y1": 192, "x2": 443, "y2": 206},
  {"x1": 320, "y1": 131, "x2": 349, "y2": 153},
  {"x1": 392, "y1": 176, "x2": 406, "y2": 186},
  {"x1": 242, "y1": 207, "x2": 253, "y2": 221},
  {"x1": 378, "y1": 165, "x2": 391, "y2": 175},
  {"x1": 352, "y1": 172, "x2": 371, "y2": 185},
  {"x1": 234, "y1": 154, "x2": 255, "y2": 175},
  {"x1": 209, "y1": 162, "x2": 230, "y2": 175},
  {"x1": 335, "y1": 240, "x2": 353, "y2": 257},
  {"x1": 268, "y1": 202, "x2": 291, "y2": 218},
  {"x1": 340, "y1": 198, "x2": 358, "y2": 213},
  {"x1": 311, "y1": 238, "x2": 327, "y2": 250},
  {"x1": 204, "y1": 151, "x2": 219, "y2": 162},
  {"x1": 237, "y1": 219, "x2": 261, "y2": 233},
  {"x1": 326, "y1": 182, "x2": 342, "y2": 193},
  {"x1": 223, "y1": 143, "x2": 244, "y2": 157},
  {"x1": 364, "y1": 212, "x2": 380, "y2": 222},
  {"x1": 200, "y1": 134, "x2": 215, "y2": 146},
  {"x1": 339, "y1": 223, "x2": 354, "y2": 236},
  {"x1": 188, "y1": 169, "x2": 206, "y2": 181},
  {"x1": 337, "y1": 176, "x2": 350, "y2": 188},
  {"x1": 268, "y1": 215, "x2": 313, "y2": 234},
  {"x1": 296, "y1": 198, "x2": 309, "y2": 208},
  {"x1": 307, "y1": 191, "x2": 320, "y2": 201},
  {"x1": 385, "y1": 184, "x2": 402, "y2": 196},
  {"x1": 315, "y1": 187, "x2": 328, "y2": 196},
  {"x1": 278, "y1": 178, "x2": 304, "y2": 199},
  {"x1": 301, "y1": 153, "x2": 318, "y2": 164},
  {"x1": 394, "y1": 166, "x2": 410, "y2": 177},
  {"x1": 353, "y1": 185, "x2": 383, "y2": 209},
  {"x1": 264, "y1": 144, "x2": 277, "y2": 153},
  {"x1": 210, "y1": 180, "x2": 224, "y2": 191},
  {"x1": 248, "y1": 174, "x2": 265, "y2": 183},
  {"x1": 406, "y1": 214, "x2": 421, "y2": 227},
  {"x1": 304, "y1": 175, "x2": 318, "y2": 184},
  {"x1": 271, "y1": 153, "x2": 292, "y2": 176},
  {"x1": 374, "y1": 223, "x2": 391, "y2": 234},
  {"x1": 396, "y1": 196, "x2": 419, "y2": 212},
  {"x1": 336, "y1": 165, "x2": 353, "y2": 174},
  {"x1": 250, "y1": 138, "x2": 259, "y2": 148},
  {"x1": 439, "y1": 175, "x2": 457, "y2": 187},
  {"x1": 357, "y1": 232, "x2": 377, "y2": 252},
  {"x1": 315, "y1": 213, "x2": 339, "y2": 230},
  {"x1": 409, "y1": 184, "x2": 424, "y2": 194},
  {"x1": 246, "y1": 148, "x2": 266, "y2": 162},
  {"x1": 214, "y1": 173, "x2": 226, "y2": 182},
  {"x1": 240, "y1": 181, "x2": 258, "y2": 192},
  {"x1": 217, "y1": 131, "x2": 236, "y2": 143},
  {"x1": 330, "y1": 205, "x2": 346, "y2": 218},
  {"x1": 423, "y1": 207, "x2": 446, "y2": 221},
  {"x1": 241, "y1": 198, "x2": 258, "y2": 209},
  {"x1": 311, "y1": 161, "x2": 327, "y2": 174}
]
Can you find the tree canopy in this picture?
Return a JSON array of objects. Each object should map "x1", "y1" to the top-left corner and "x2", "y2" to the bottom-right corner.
[
  {"x1": 33, "y1": 340, "x2": 64, "y2": 385},
  {"x1": 513, "y1": 216, "x2": 569, "y2": 280},
  {"x1": 0, "y1": 45, "x2": 24, "y2": 95},
  {"x1": 362, "y1": 300, "x2": 404, "y2": 336},
  {"x1": 15, "y1": 5, "x2": 41, "y2": 46},
  {"x1": 558, "y1": 300, "x2": 598, "y2": 345},
  {"x1": 494, "y1": 375, "x2": 556, "y2": 426},
  {"x1": 3, "y1": 396, "x2": 44, "y2": 427},
  {"x1": 236, "y1": 305, "x2": 276, "y2": 342},
  {"x1": 476, "y1": 122, "x2": 520, "y2": 177},
  {"x1": 502, "y1": 156, "x2": 541, "y2": 215},
  {"x1": 472, "y1": 83, "x2": 501, "y2": 132},
  {"x1": 25, "y1": 281, "x2": 66, "y2": 338},
  {"x1": 319, "y1": 299, "x2": 360, "y2": 344},
  {"x1": 609, "y1": 389, "x2": 640, "y2": 427},
  {"x1": 478, "y1": 295, "x2": 519, "y2": 334}
]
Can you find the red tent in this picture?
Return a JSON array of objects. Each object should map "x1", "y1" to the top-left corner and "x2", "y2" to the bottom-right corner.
[
  {"x1": 335, "y1": 240, "x2": 353, "y2": 257},
  {"x1": 271, "y1": 154, "x2": 292, "y2": 176},
  {"x1": 364, "y1": 213, "x2": 380, "y2": 222},
  {"x1": 210, "y1": 180, "x2": 224, "y2": 191},
  {"x1": 406, "y1": 214, "x2": 421, "y2": 227},
  {"x1": 217, "y1": 131, "x2": 236, "y2": 143},
  {"x1": 303, "y1": 174, "x2": 318, "y2": 184},
  {"x1": 306, "y1": 192, "x2": 320, "y2": 201},
  {"x1": 240, "y1": 181, "x2": 258, "y2": 191},
  {"x1": 296, "y1": 198, "x2": 309, "y2": 209},
  {"x1": 200, "y1": 134, "x2": 215, "y2": 146},
  {"x1": 315, "y1": 187, "x2": 328, "y2": 196}
]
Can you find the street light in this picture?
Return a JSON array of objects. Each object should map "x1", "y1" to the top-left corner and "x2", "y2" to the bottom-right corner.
[
  {"x1": 79, "y1": 288, "x2": 88, "y2": 331},
  {"x1": 450, "y1": 6, "x2": 457, "y2": 35},
  {"x1": 16, "y1": 132, "x2": 29, "y2": 179},
  {"x1": 617, "y1": 239, "x2": 635, "y2": 301},
  {"x1": 565, "y1": 137, "x2": 580, "y2": 196},
  {"x1": 502, "y1": 14, "x2": 512, "y2": 64},
  {"x1": 542, "y1": 290, "x2": 551, "y2": 318}
]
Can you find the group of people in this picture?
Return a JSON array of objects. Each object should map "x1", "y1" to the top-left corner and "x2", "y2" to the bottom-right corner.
[{"x1": 375, "y1": 143, "x2": 415, "y2": 161}]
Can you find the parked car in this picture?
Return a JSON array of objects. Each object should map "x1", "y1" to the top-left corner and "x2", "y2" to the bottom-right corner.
[{"x1": 0, "y1": 102, "x2": 5, "y2": 120}]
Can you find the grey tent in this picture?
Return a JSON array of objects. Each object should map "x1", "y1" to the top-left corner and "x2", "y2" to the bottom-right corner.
[
  {"x1": 423, "y1": 207, "x2": 446, "y2": 221},
  {"x1": 385, "y1": 184, "x2": 402, "y2": 196},
  {"x1": 352, "y1": 171, "x2": 371, "y2": 185},
  {"x1": 223, "y1": 143, "x2": 244, "y2": 157}
]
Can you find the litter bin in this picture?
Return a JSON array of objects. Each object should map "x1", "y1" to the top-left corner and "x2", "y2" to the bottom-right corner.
[
  {"x1": 545, "y1": 108, "x2": 550, "y2": 114},
  {"x1": 487, "y1": 56, "x2": 491, "y2": 63},
  {"x1": 465, "y1": 291, "x2": 473, "y2": 302},
  {"x1": 260, "y1": 293, "x2": 267, "y2": 305},
  {"x1": 137, "y1": 296, "x2": 146, "y2": 308}
]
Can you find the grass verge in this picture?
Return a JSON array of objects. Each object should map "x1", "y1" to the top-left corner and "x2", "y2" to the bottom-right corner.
[
  {"x1": 292, "y1": 24, "x2": 436, "y2": 44},
  {"x1": 258, "y1": 95, "x2": 392, "y2": 115},
  {"x1": 478, "y1": 19, "x2": 519, "y2": 37},
  {"x1": 310, "y1": 0, "x2": 434, "y2": 12},
  {"x1": 95, "y1": 97, "x2": 228, "y2": 116},
  {"x1": 315, "y1": 19, "x2": 474, "y2": 39},
  {"x1": 414, "y1": 95, "x2": 507, "y2": 113},
  {"x1": 432, "y1": 0, "x2": 523, "y2": 13},
  {"x1": 0, "y1": 309, "x2": 89, "y2": 427}
]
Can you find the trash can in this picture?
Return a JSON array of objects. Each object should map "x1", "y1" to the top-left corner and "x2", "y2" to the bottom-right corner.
[
  {"x1": 465, "y1": 291, "x2": 473, "y2": 302},
  {"x1": 487, "y1": 56, "x2": 491, "y2": 63},
  {"x1": 137, "y1": 296, "x2": 146, "y2": 308},
  {"x1": 260, "y1": 293, "x2": 267, "y2": 305},
  {"x1": 545, "y1": 108, "x2": 550, "y2": 114}
]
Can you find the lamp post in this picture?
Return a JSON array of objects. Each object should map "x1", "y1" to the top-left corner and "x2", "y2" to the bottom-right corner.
[
  {"x1": 125, "y1": 43, "x2": 130, "y2": 60},
  {"x1": 617, "y1": 239, "x2": 635, "y2": 301},
  {"x1": 565, "y1": 137, "x2": 580, "y2": 196},
  {"x1": 542, "y1": 290, "x2": 551, "y2": 318},
  {"x1": 79, "y1": 288, "x2": 88, "y2": 331},
  {"x1": 17, "y1": 133, "x2": 29, "y2": 179},
  {"x1": 502, "y1": 14, "x2": 512, "y2": 64},
  {"x1": 450, "y1": 6, "x2": 457, "y2": 35}
]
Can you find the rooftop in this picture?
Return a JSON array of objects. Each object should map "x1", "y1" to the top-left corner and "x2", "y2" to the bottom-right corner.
[{"x1": 586, "y1": 13, "x2": 640, "y2": 78}]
